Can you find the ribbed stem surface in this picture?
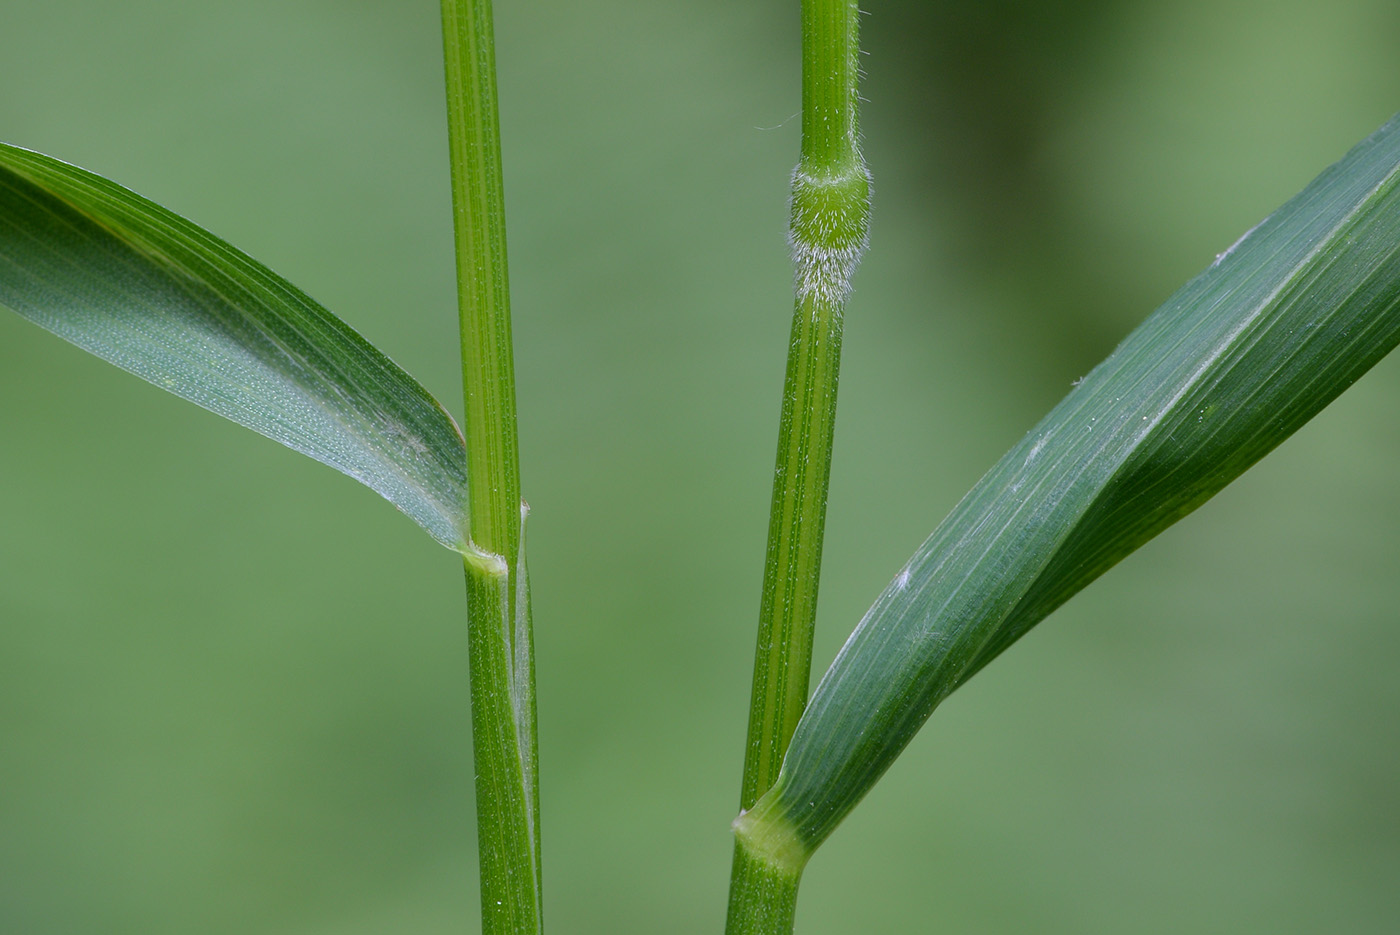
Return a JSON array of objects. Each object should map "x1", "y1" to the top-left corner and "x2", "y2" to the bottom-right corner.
[
  {"x1": 729, "y1": 2, "x2": 869, "y2": 932},
  {"x1": 440, "y1": 1, "x2": 541, "y2": 932}
]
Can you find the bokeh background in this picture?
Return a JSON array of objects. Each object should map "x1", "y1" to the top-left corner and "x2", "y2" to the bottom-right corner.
[{"x1": 2, "y1": 0, "x2": 1399, "y2": 932}]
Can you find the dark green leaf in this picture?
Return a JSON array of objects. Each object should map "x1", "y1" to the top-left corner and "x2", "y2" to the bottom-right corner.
[
  {"x1": 737, "y1": 113, "x2": 1400, "y2": 867},
  {"x1": 0, "y1": 144, "x2": 473, "y2": 554}
]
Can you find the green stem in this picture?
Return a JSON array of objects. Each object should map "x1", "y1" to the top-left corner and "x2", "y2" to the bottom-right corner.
[
  {"x1": 440, "y1": 1, "x2": 540, "y2": 933},
  {"x1": 727, "y1": 848, "x2": 801, "y2": 935},
  {"x1": 729, "y1": 1, "x2": 868, "y2": 932}
]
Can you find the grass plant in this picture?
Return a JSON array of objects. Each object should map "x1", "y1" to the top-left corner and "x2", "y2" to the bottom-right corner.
[{"x1": 2, "y1": 2, "x2": 1399, "y2": 933}]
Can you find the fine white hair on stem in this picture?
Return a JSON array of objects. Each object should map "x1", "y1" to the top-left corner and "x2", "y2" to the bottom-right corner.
[{"x1": 789, "y1": 163, "x2": 872, "y2": 307}]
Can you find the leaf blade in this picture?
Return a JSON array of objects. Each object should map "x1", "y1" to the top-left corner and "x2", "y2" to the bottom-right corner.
[
  {"x1": 739, "y1": 114, "x2": 1400, "y2": 863},
  {"x1": 0, "y1": 144, "x2": 472, "y2": 553}
]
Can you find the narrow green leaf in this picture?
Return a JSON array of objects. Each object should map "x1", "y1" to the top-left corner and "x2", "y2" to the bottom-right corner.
[
  {"x1": 0, "y1": 144, "x2": 474, "y2": 554},
  {"x1": 737, "y1": 114, "x2": 1400, "y2": 867}
]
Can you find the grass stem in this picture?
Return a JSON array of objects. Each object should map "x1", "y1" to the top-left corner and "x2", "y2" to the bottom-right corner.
[
  {"x1": 439, "y1": 0, "x2": 541, "y2": 932},
  {"x1": 728, "y1": 1, "x2": 868, "y2": 931}
]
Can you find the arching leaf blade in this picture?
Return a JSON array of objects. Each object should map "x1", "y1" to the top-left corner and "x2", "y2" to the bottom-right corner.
[
  {"x1": 0, "y1": 144, "x2": 473, "y2": 554},
  {"x1": 738, "y1": 113, "x2": 1400, "y2": 865}
]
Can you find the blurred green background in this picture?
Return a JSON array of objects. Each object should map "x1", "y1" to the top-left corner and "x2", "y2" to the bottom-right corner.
[{"x1": 2, "y1": 0, "x2": 1398, "y2": 931}]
